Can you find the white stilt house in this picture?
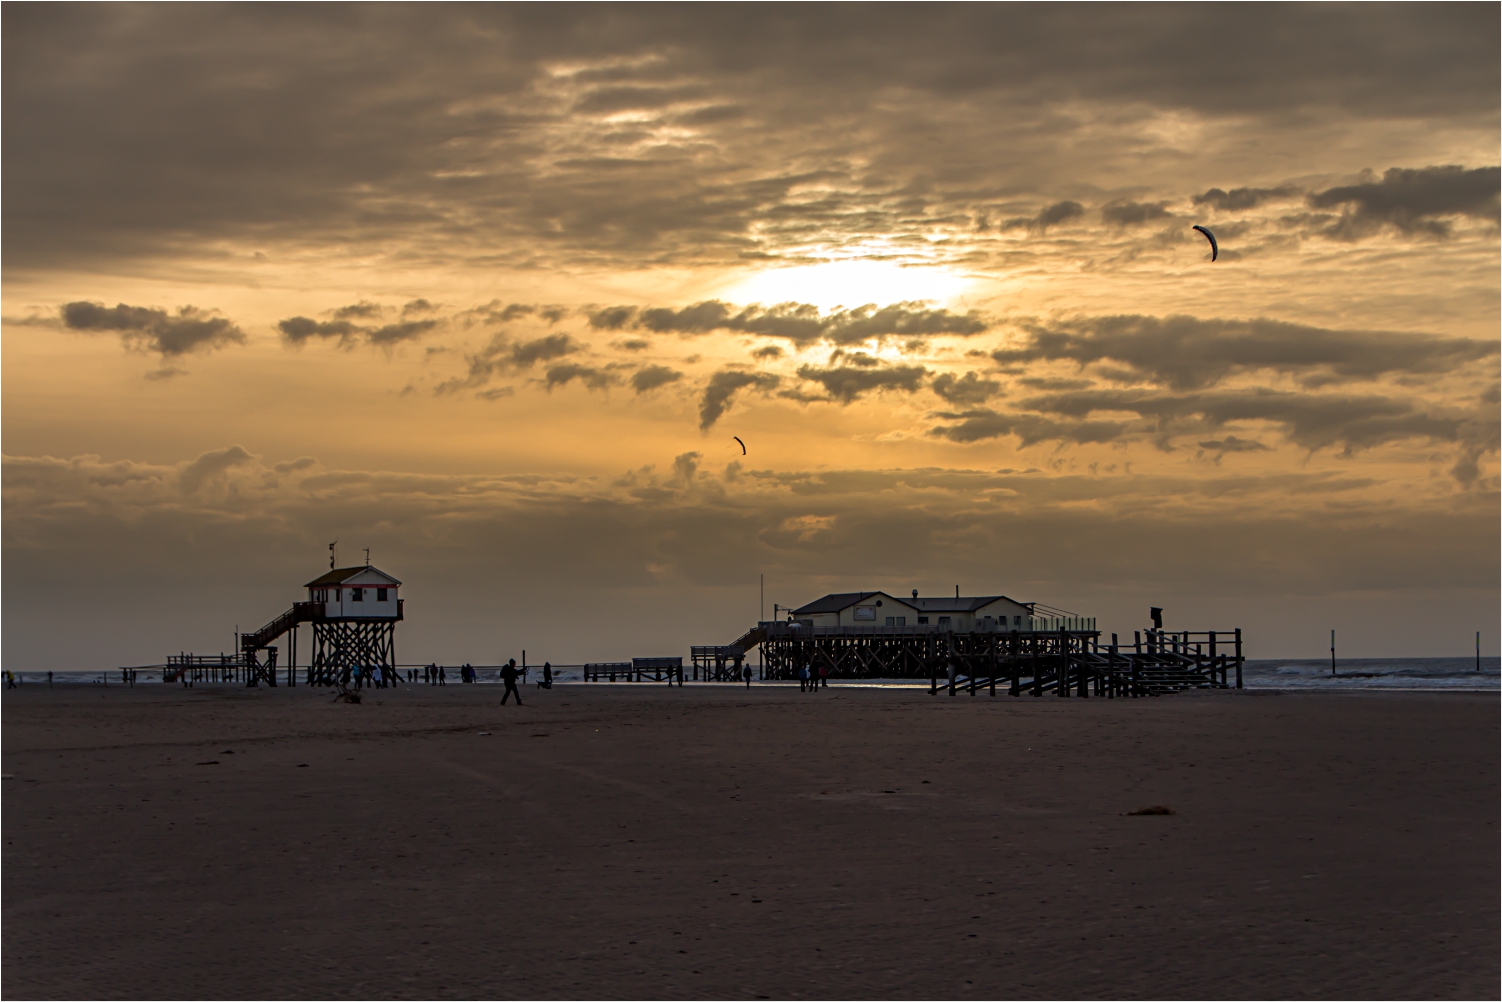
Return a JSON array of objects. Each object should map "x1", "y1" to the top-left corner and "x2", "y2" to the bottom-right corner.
[{"x1": 305, "y1": 566, "x2": 403, "y2": 619}]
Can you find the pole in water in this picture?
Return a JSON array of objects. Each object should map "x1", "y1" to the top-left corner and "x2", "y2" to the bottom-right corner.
[
  {"x1": 1330, "y1": 629, "x2": 1336, "y2": 676},
  {"x1": 1477, "y1": 631, "x2": 1482, "y2": 672}
]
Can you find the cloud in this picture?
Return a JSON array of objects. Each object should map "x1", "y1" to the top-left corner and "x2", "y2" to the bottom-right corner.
[
  {"x1": 699, "y1": 370, "x2": 780, "y2": 429},
  {"x1": 997, "y1": 199, "x2": 1085, "y2": 232},
  {"x1": 630, "y1": 364, "x2": 683, "y2": 394},
  {"x1": 1101, "y1": 200, "x2": 1172, "y2": 226},
  {"x1": 61, "y1": 301, "x2": 245, "y2": 357},
  {"x1": 589, "y1": 306, "x2": 638, "y2": 329},
  {"x1": 795, "y1": 362, "x2": 928, "y2": 403},
  {"x1": 367, "y1": 319, "x2": 439, "y2": 345},
  {"x1": 272, "y1": 456, "x2": 319, "y2": 473},
  {"x1": 1307, "y1": 165, "x2": 1500, "y2": 238},
  {"x1": 1196, "y1": 435, "x2": 1270, "y2": 463},
  {"x1": 751, "y1": 345, "x2": 784, "y2": 360},
  {"x1": 932, "y1": 371, "x2": 1003, "y2": 405},
  {"x1": 279, "y1": 316, "x2": 363, "y2": 346},
  {"x1": 1192, "y1": 186, "x2": 1300, "y2": 211},
  {"x1": 992, "y1": 314, "x2": 1497, "y2": 390},
  {"x1": 614, "y1": 338, "x2": 651, "y2": 351},
  {"x1": 178, "y1": 444, "x2": 255, "y2": 493},
  {"x1": 279, "y1": 306, "x2": 439, "y2": 348},
  {"x1": 438, "y1": 332, "x2": 585, "y2": 392},
  {"x1": 7, "y1": 8, "x2": 1496, "y2": 276},
  {"x1": 1019, "y1": 386, "x2": 1472, "y2": 454},
  {"x1": 928, "y1": 408, "x2": 1127, "y2": 446},
  {"x1": 143, "y1": 367, "x2": 187, "y2": 381},
  {"x1": 545, "y1": 363, "x2": 616, "y2": 392},
  {"x1": 332, "y1": 301, "x2": 383, "y2": 320},
  {"x1": 509, "y1": 333, "x2": 580, "y2": 367},
  {"x1": 618, "y1": 300, "x2": 987, "y2": 345},
  {"x1": 5, "y1": 445, "x2": 1496, "y2": 669}
]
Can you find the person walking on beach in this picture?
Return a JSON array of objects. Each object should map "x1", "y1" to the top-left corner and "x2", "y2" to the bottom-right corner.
[
  {"x1": 47, "y1": 670, "x2": 54, "y2": 688},
  {"x1": 4, "y1": 670, "x2": 15, "y2": 689},
  {"x1": 798, "y1": 664, "x2": 809, "y2": 691},
  {"x1": 542, "y1": 662, "x2": 553, "y2": 689},
  {"x1": 500, "y1": 659, "x2": 523, "y2": 705},
  {"x1": 744, "y1": 664, "x2": 752, "y2": 688},
  {"x1": 819, "y1": 664, "x2": 829, "y2": 689},
  {"x1": 438, "y1": 666, "x2": 446, "y2": 686}
]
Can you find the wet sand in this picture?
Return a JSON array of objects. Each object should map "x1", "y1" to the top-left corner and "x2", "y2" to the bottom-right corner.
[{"x1": 3, "y1": 682, "x2": 1497, "y2": 999}]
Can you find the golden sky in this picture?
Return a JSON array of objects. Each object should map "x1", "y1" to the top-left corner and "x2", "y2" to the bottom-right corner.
[{"x1": 4, "y1": 6, "x2": 1498, "y2": 666}]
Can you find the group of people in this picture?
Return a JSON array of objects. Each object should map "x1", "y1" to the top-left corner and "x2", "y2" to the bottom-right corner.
[{"x1": 797, "y1": 664, "x2": 829, "y2": 691}]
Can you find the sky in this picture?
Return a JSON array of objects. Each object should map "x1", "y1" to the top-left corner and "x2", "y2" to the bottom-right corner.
[{"x1": 4, "y1": 4, "x2": 1498, "y2": 668}]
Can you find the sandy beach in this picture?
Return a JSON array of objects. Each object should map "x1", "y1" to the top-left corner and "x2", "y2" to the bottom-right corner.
[{"x1": 3, "y1": 682, "x2": 1496, "y2": 999}]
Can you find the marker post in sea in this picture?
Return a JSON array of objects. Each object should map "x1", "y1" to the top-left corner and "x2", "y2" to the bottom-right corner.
[{"x1": 1330, "y1": 629, "x2": 1336, "y2": 676}]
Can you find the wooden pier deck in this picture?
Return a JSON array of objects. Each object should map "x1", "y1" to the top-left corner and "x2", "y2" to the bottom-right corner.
[{"x1": 751, "y1": 622, "x2": 1243, "y2": 696}]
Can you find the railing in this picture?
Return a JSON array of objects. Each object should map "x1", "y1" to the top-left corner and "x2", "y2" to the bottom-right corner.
[{"x1": 754, "y1": 618, "x2": 1097, "y2": 638}]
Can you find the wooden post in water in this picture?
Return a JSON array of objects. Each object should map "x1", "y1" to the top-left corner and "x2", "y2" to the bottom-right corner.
[
  {"x1": 1330, "y1": 630, "x2": 1336, "y2": 676},
  {"x1": 1477, "y1": 631, "x2": 1482, "y2": 672}
]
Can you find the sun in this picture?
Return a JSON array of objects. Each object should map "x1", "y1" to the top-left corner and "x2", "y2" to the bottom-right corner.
[{"x1": 718, "y1": 259, "x2": 972, "y2": 311}]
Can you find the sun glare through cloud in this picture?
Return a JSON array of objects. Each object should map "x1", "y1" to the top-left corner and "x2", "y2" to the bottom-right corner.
[{"x1": 721, "y1": 259, "x2": 974, "y2": 311}]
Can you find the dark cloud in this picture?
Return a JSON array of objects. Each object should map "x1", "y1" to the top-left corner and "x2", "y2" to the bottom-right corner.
[
  {"x1": 630, "y1": 364, "x2": 683, "y2": 393},
  {"x1": 272, "y1": 456, "x2": 319, "y2": 473},
  {"x1": 795, "y1": 362, "x2": 928, "y2": 403},
  {"x1": 1101, "y1": 200, "x2": 1172, "y2": 226},
  {"x1": 998, "y1": 200, "x2": 1084, "y2": 232},
  {"x1": 992, "y1": 314, "x2": 1497, "y2": 391},
  {"x1": 931, "y1": 371, "x2": 1002, "y2": 405},
  {"x1": 751, "y1": 345, "x2": 783, "y2": 360},
  {"x1": 699, "y1": 370, "x2": 780, "y2": 429},
  {"x1": 6, "y1": 7, "x2": 1494, "y2": 272},
  {"x1": 1019, "y1": 386, "x2": 1471, "y2": 454},
  {"x1": 624, "y1": 300, "x2": 986, "y2": 345},
  {"x1": 279, "y1": 313, "x2": 437, "y2": 349},
  {"x1": 1192, "y1": 186, "x2": 1300, "y2": 211},
  {"x1": 928, "y1": 409, "x2": 1127, "y2": 447},
  {"x1": 589, "y1": 306, "x2": 637, "y2": 330},
  {"x1": 436, "y1": 332, "x2": 585, "y2": 393},
  {"x1": 507, "y1": 333, "x2": 580, "y2": 367},
  {"x1": 278, "y1": 316, "x2": 362, "y2": 346},
  {"x1": 367, "y1": 319, "x2": 439, "y2": 345},
  {"x1": 62, "y1": 300, "x2": 245, "y2": 357},
  {"x1": 545, "y1": 363, "x2": 616, "y2": 392},
  {"x1": 615, "y1": 338, "x2": 651, "y2": 352},
  {"x1": 1307, "y1": 165, "x2": 1501, "y2": 238},
  {"x1": 1197, "y1": 436, "x2": 1271, "y2": 463},
  {"x1": 1198, "y1": 435, "x2": 1270, "y2": 453}
]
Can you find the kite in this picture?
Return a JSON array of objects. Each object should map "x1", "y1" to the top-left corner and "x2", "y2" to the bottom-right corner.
[
  {"x1": 1192, "y1": 225, "x2": 1218, "y2": 262},
  {"x1": 733, "y1": 436, "x2": 746, "y2": 455}
]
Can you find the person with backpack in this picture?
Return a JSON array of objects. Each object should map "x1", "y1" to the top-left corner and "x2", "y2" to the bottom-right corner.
[{"x1": 500, "y1": 659, "x2": 523, "y2": 705}]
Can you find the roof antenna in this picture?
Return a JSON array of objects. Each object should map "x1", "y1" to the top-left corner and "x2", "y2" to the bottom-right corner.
[
  {"x1": 364, "y1": 548, "x2": 370, "y2": 566},
  {"x1": 955, "y1": 584, "x2": 959, "y2": 599},
  {"x1": 329, "y1": 541, "x2": 337, "y2": 570}
]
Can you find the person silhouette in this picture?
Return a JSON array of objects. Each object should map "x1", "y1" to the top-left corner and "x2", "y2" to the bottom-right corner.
[{"x1": 501, "y1": 659, "x2": 523, "y2": 705}]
